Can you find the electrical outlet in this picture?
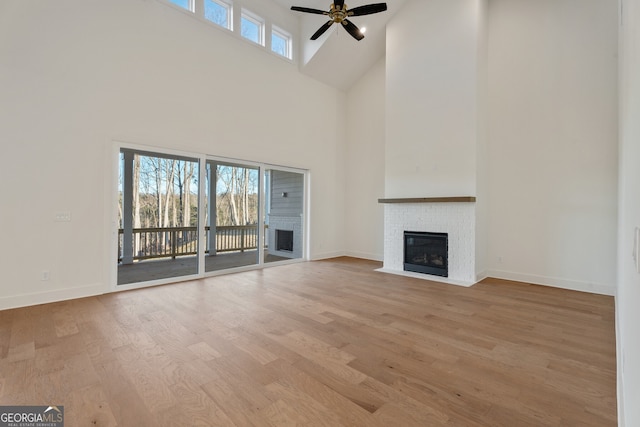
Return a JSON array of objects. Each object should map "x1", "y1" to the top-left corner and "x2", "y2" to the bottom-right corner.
[
  {"x1": 54, "y1": 211, "x2": 71, "y2": 222},
  {"x1": 41, "y1": 271, "x2": 50, "y2": 281}
]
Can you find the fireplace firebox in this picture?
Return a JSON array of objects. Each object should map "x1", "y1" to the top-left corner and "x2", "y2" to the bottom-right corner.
[
  {"x1": 276, "y1": 229, "x2": 294, "y2": 252},
  {"x1": 404, "y1": 231, "x2": 448, "y2": 277}
]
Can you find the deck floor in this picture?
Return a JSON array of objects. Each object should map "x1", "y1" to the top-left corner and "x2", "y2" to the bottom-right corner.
[{"x1": 118, "y1": 251, "x2": 291, "y2": 285}]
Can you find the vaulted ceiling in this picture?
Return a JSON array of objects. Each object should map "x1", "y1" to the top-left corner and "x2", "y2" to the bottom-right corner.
[{"x1": 273, "y1": 0, "x2": 407, "y2": 91}]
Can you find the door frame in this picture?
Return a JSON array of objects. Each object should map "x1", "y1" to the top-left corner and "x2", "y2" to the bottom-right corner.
[{"x1": 110, "y1": 141, "x2": 309, "y2": 292}]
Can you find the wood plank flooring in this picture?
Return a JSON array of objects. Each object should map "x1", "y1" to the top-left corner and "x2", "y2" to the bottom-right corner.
[{"x1": 0, "y1": 257, "x2": 617, "y2": 426}]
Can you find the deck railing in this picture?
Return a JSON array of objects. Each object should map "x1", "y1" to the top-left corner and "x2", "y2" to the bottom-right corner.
[{"x1": 118, "y1": 225, "x2": 265, "y2": 263}]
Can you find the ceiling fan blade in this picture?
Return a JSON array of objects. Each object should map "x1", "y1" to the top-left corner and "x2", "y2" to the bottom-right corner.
[
  {"x1": 291, "y1": 6, "x2": 329, "y2": 15},
  {"x1": 342, "y1": 19, "x2": 364, "y2": 41},
  {"x1": 334, "y1": 0, "x2": 345, "y2": 9},
  {"x1": 348, "y1": 3, "x2": 387, "y2": 17},
  {"x1": 311, "y1": 21, "x2": 334, "y2": 40}
]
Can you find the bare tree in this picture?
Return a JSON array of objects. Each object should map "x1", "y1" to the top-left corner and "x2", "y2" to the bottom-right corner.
[
  {"x1": 182, "y1": 162, "x2": 195, "y2": 227},
  {"x1": 229, "y1": 167, "x2": 240, "y2": 225},
  {"x1": 242, "y1": 167, "x2": 250, "y2": 225},
  {"x1": 133, "y1": 156, "x2": 141, "y2": 255},
  {"x1": 163, "y1": 160, "x2": 176, "y2": 228},
  {"x1": 216, "y1": 165, "x2": 240, "y2": 226},
  {"x1": 176, "y1": 161, "x2": 196, "y2": 227}
]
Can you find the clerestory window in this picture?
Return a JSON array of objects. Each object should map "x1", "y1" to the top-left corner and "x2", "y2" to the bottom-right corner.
[
  {"x1": 241, "y1": 10, "x2": 265, "y2": 46},
  {"x1": 169, "y1": 0, "x2": 193, "y2": 12},
  {"x1": 271, "y1": 26, "x2": 292, "y2": 59},
  {"x1": 159, "y1": 0, "x2": 292, "y2": 61},
  {"x1": 204, "y1": 0, "x2": 232, "y2": 30}
]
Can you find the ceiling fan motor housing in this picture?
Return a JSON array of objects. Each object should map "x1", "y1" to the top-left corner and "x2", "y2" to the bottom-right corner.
[{"x1": 330, "y1": 3, "x2": 348, "y2": 23}]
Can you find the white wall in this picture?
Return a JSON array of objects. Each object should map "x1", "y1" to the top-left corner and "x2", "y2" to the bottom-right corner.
[
  {"x1": 486, "y1": 0, "x2": 619, "y2": 295},
  {"x1": 0, "y1": 0, "x2": 347, "y2": 309},
  {"x1": 384, "y1": 0, "x2": 487, "y2": 277},
  {"x1": 385, "y1": 0, "x2": 481, "y2": 198},
  {"x1": 345, "y1": 58, "x2": 386, "y2": 261},
  {"x1": 618, "y1": 0, "x2": 640, "y2": 424},
  {"x1": 381, "y1": 0, "x2": 617, "y2": 292},
  {"x1": 475, "y1": 0, "x2": 489, "y2": 279}
]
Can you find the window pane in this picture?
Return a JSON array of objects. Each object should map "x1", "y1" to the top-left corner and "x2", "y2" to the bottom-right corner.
[
  {"x1": 241, "y1": 16, "x2": 262, "y2": 44},
  {"x1": 272, "y1": 32, "x2": 289, "y2": 58},
  {"x1": 205, "y1": 162, "x2": 261, "y2": 272},
  {"x1": 205, "y1": 0, "x2": 229, "y2": 28},
  {"x1": 264, "y1": 169, "x2": 305, "y2": 263},
  {"x1": 118, "y1": 150, "x2": 200, "y2": 285},
  {"x1": 169, "y1": 0, "x2": 191, "y2": 11}
]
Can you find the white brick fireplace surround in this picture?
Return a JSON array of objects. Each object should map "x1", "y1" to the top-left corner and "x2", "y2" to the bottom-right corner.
[{"x1": 378, "y1": 198, "x2": 478, "y2": 286}]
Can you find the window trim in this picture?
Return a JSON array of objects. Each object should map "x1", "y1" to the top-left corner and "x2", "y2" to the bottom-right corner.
[
  {"x1": 240, "y1": 9, "x2": 265, "y2": 46},
  {"x1": 168, "y1": 0, "x2": 195, "y2": 13},
  {"x1": 203, "y1": 0, "x2": 233, "y2": 30},
  {"x1": 271, "y1": 25, "x2": 292, "y2": 60}
]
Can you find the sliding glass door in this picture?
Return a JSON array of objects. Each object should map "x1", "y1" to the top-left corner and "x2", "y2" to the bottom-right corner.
[
  {"x1": 205, "y1": 160, "x2": 261, "y2": 272},
  {"x1": 116, "y1": 145, "x2": 306, "y2": 287},
  {"x1": 118, "y1": 149, "x2": 200, "y2": 285},
  {"x1": 264, "y1": 168, "x2": 305, "y2": 264}
]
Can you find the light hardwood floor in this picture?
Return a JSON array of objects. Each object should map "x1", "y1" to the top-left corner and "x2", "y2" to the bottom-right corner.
[{"x1": 0, "y1": 257, "x2": 616, "y2": 426}]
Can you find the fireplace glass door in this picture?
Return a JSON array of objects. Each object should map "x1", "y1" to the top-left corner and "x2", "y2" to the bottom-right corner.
[{"x1": 404, "y1": 231, "x2": 448, "y2": 277}]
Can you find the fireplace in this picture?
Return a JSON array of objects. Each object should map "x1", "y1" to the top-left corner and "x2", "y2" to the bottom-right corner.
[
  {"x1": 276, "y1": 229, "x2": 294, "y2": 252},
  {"x1": 404, "y1": 231, "x2": 448, "y2": 277},
  {"x1": 380, "y1": 202, "x2": 475, "y2": 285}
]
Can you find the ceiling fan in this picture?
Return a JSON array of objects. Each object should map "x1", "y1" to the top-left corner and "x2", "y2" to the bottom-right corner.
[{"x1": 291, "y1": 1, "x2": 387, "y2": 41}]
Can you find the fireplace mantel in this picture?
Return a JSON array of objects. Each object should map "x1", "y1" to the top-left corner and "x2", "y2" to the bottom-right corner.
[{"x1": 378, "y1": 196, "x2": 476, "y2": 204}]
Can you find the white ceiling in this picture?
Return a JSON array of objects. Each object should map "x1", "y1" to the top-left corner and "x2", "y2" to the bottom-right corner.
[{"x1": 273, "y1": 0, "x2": 406, "y2": 91}]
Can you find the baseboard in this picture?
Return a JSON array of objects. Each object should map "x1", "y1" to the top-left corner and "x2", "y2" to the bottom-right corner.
[
  {"x1": 344, "y1": 251, "x2": 384, "y2": 262},
  {"x1": 310, "y1": 250, "x2": 347, "y2": 261},
  {"x1": 0, "y1": 282, "x2": 106, "y2": 311},
  {"x1": 475, "y1": 270, "x2": 489, "y2": 283},
  {"x1": 485, "y1": 269, "x2": 616, "y2": 296}
]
